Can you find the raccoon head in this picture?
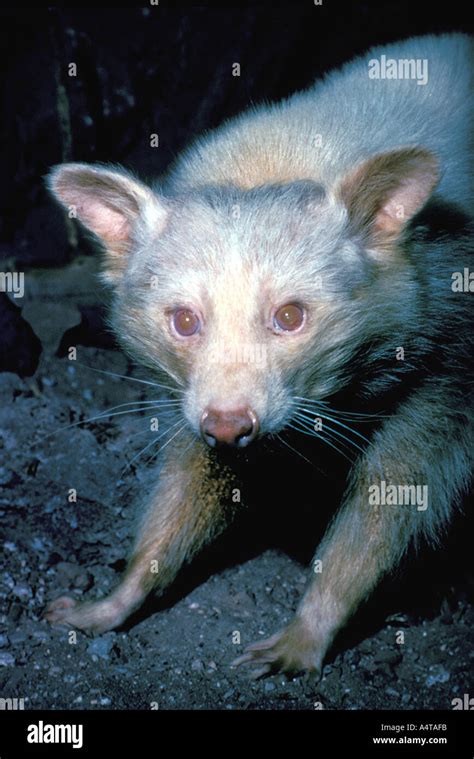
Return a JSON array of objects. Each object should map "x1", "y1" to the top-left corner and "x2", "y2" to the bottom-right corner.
[{"x1": 48, "y1": 148, "x2": 438, "y2": 448}]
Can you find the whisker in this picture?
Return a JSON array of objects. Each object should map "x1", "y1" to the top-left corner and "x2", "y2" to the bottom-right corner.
[
  {"x1": 275, "y1": 432, "x2": 314, "y2": 467},
  {"x1": 294, "y1": 412, "x2": 356, "y2": 449},
  {"x1": 303, "y1": 408, "x2": 378, "y2": 423},
  {"x1": 148, "y1": 422, "x2": 187, "y2": 459},
  {"x1": 126, "y1": 421, "x2": 187, "y2": 473},
  {"x1": 73, "y1": 361, "x2": 184, "y2": 395},
  {"x1": 294, "y1": 407, "x2": 372, "y2": 447},
  {"x1": 176, "y1": 435, "x2": 197, "y2": 460},
  {"x1": 123, "y1": 414, "x2": 182, "y2": 442},
  {"x1": 293, "y1": 396, "x2": 386, "y2": 420},
  {"x1": 33, "y1": 402, "x2": 181, "y2": 446},
  {"x1": 121, "y1": 418, "x2": 184, "y2": 474},
  {"x1": 294, "y1": 412, "x2": 368, "y2": 455},
  {"x1": 287, "y1": 420, "x2": 355, "y2": 464},
  {"x1": 124, "y1": 426, "x2": 159, "y2": 442},
  {"x1": 293, "y1": 414, "x2": 364, "y2": 460},
  {"x1": 101, "y1": 399, "x2": 182, "y2": 410}
]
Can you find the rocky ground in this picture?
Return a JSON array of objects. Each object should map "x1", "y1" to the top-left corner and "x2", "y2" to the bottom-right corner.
[{"x1": 0, "y1": 261, "x2": 473, "y2": 711}]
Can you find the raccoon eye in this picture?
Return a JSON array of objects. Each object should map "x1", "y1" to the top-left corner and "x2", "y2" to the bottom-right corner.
[
  {"x1": 273, "y1": 303, "x2": 305, "y2": 332},
  {"x1": 172, "y1": 308, "x2": 201, "y2": 337}
]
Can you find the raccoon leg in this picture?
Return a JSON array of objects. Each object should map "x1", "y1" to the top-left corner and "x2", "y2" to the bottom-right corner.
[
  {"x1": 233, "y1": 385, "x2": 473, "y2": 677},
  {"x1": 45, "y1": 434, "x2": 238, "y2": 633}
]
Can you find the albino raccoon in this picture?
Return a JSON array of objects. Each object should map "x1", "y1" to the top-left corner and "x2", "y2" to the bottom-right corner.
[{"x1": 46, "y1": 34, "x2": 473, "y2": 677}]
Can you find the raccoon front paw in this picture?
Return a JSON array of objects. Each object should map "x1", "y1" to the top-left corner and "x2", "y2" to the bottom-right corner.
[
  {"x1": 231, "y1": 617, "x2": 324, "y2": 679},
  {"x1": 44, "y1": 595, "x2": 126, "y2": 634}
]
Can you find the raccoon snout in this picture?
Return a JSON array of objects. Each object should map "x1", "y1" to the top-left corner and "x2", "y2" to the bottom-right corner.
[{"x1": 200, "y1": 407, "x2": 259, "y2": 448}]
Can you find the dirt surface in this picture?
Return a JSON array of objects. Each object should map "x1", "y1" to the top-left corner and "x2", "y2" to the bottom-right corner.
[{"x1": 1, "y1": 263, "x2": 473, "y2": 711}]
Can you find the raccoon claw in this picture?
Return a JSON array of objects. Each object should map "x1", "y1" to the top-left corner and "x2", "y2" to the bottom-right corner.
[
  {"x1": 44, "y1": 594, "x2": 124, "y2": 634},
  {"x1": 231, "y1": 635, "x2": 283, "y2": 679},
  {"x1": 44, "y1": 595, "x2": 78, "y2": 624},
  {"x1": 231, "y1": 620, "x2": 323, "y2": 679}
]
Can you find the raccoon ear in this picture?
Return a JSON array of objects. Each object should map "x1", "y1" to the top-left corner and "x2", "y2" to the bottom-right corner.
[
  {"x1": 47, "y1": 163, "x2": 168, "y2": 285},
  {"x1": 339, "y1": 147, "x2": 439, "y2": 240}
]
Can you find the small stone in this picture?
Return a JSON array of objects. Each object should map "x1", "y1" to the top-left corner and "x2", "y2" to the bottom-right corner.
[
  {"x1": 374, "y1": 649, "x2": 402, "y2": 666},
  {"x1": 8, "y1": 630, "x2": 28, "y2": 646},
  {"x1": 0, "y1": 469, "x2": 15, "y2": 486},
  {"x1": 12, "y1": 583, "x2": 32, "y2": 601},
  {"x1": 30, "y1": 630, "x2": 50, "y2": 645},
  {"x1": 30, "y1": 536, "x2": 47, "y2": 553},
  {"x1": 73, "y1": 571, "x2": 93, "y2": 591},
  {"x1": 55, "y1": 562, "x2": 79, "y2": 582},
  {"x1": 191, "y1": 659, "x2": 204, "y2": 672},
  {"x1": 264, "y1": 681, "x2": 276, "y2": 692},
  {"x1": 358, "y1": 640, "x2": 373, "y2": 654},
  {"x1": 425, "y1": 665, "x2": 450, "y2": 687},
  {"x1": 8, "y1": 603, "x2": 23, "y2": 623},
  {"x1": 87, "y1": 634, "x2": 115, "y2": 660},
  {"x1": 0, "y1": 633, "x2": 9, "y2": 648},
  {"x1": 0, "y1": 652, "x2": 15, "y2": 666},
  {"x1": 359, "y1": 657, "x2": 377, "y2": 673}
]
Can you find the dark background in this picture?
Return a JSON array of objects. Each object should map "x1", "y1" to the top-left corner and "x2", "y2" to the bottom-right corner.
[{"x1": 0, "y1": 0, "x2": 472, "y2": 376}]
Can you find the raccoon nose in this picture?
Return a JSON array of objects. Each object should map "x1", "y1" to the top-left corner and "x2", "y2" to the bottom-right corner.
[{"x1": 201, "y1": 407, "x2": 259, "y2": 448}]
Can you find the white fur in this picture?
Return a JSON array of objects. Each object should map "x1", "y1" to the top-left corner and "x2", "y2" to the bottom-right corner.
[{"x1": 167, "y1": 34, "x2": 473, "y2": 214}]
